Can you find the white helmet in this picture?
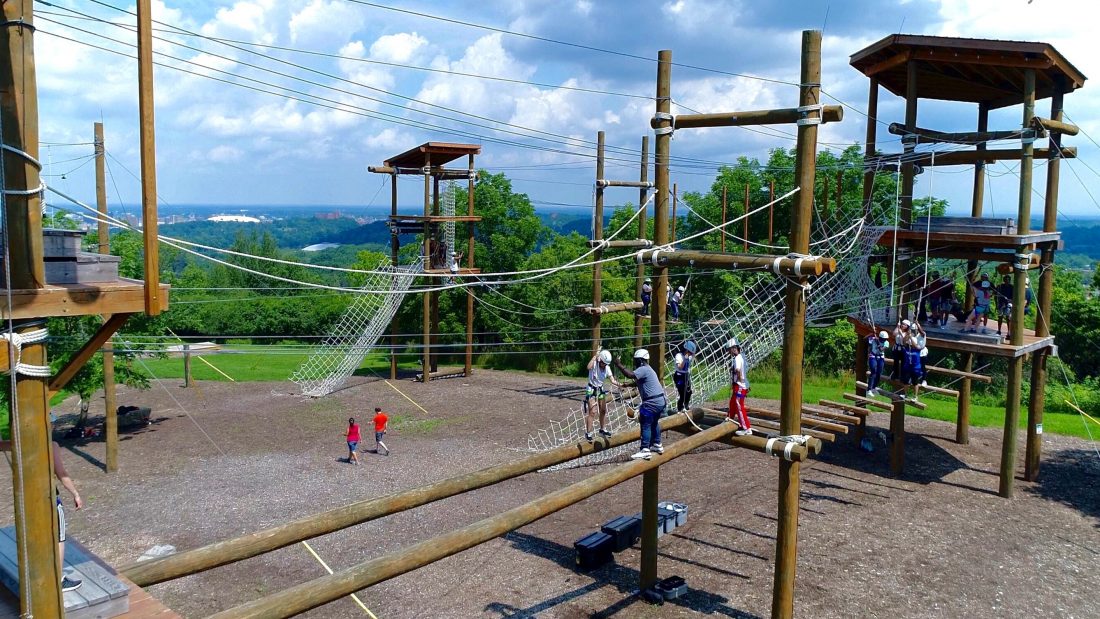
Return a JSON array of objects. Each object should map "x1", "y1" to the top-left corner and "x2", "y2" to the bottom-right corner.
[
  {"x1": 727, "y1": 338, "x2": 739, "y2": 349},
  {"x1": 677, "y1": 286, "x2": 685, "y2": 292},
  {"x1": 633, "y1": 348, "x2": 650, "y2": 361},
  {"x1": 598, "y1": 349, "x2": 612, "y2": 364},
  {"x1": 878, "y1": 330, "x2": 889, "y2": 339},
  {"x1": 901, "y1": 319, "x2": 911, "y2": 327}
]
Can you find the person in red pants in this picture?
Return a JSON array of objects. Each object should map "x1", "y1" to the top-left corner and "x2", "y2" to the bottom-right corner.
[{"x1": 727, "y1": 339, "x2": 752, "y2": 435}]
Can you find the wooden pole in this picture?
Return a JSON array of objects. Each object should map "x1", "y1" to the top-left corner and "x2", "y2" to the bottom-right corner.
[
  {"x1": 430, "y1": 176, "x2": 440, "y2": 374},
  {"x1": 1, "y1": 3, "x2": 63, "y2": 614},
  {"x1": 671, "y1": 183, "x2": 678, "y2": 242},
  {"x1": 465, "y1": 153, "x2": 475, "y2": 377},
  {"x1": 592, "y1": 131, "x2": 605, "y2": 354},
  {"x1": 123, "y1": 412, "x2": 701, "y2": 586},
  {"x1": 1026, "y1": 86, "x2": 1063, "y2": 481},
  {"x1": 390, "y1": 172, "x2": 399, "y2": 380},
  {"x1": 634, "y1": 136, "x2": 649, "y2": 350},
  {"x1": 958, "y1": 103, "x2": 989, "y2": 445},
  {"x1": 853, "y1": 335, "x2": 869, "y2": 445},
  {"x1": 743, "y1": 182, "x2": 750, "y2": 251},
  {"x1": 422, "y1": 155, "x2": 431, "y2": 383},
  {"x1": 641, "y1": 250, "x2": 835, "y2": 276},
  {"x1": 896, "y1": 60, "x2": 918, "y2": 320},
  {"x1": 768, "y1": 180, "x2": 775, "y2": 243},
  {"x1": 644, "y1": 48, "x2": 673, "y2": 593},
  {"x1": 772, "y1": 29, "x2": 820, "y2": 619},
  {"x1": 665, "y1": 105, "x2": 842, "y2": 129},
  {"x1": 95, "y1": 122, "x2": 119, "y2": 472},
  {"x1": 1002, "y1": 70, "x2": 1036, "y2": 498},
  {"x1": 209, "y1": 421, "x2": 742, "y2": 619},
  {"x1": 183, "y1": 344, "x2": 192, "y2": 388},
  {"x1": 861, "y1": 78, "x2": 878, "y2": 218},
  {"x1": 137, "y1": 0, "x2": 161, "y2": 315},
  {"x1": 721, "y1": 186, "x2": 727, "y2": 253}
]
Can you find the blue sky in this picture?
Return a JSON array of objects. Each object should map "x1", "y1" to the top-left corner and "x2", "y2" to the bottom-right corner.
[{"x1": 32, "y1": 0, "x2": 1100, "y2": 219}]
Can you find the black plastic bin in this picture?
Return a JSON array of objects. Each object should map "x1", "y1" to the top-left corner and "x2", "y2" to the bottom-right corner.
[
  {"x1": 574, "y1": 531, "x2": 615, "y2": 569},
  {"x1": 601, "y1": 516, "x2": 641, "y2": 552}
]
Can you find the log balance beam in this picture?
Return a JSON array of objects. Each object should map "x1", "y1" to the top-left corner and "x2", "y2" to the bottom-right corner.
[
  {"x1": 882, "y1": 358, "x2": 992, "y2": 383},
  {"x1": 859, "y1": 376, "x2": 959, "y2": 398},
  {"x1": 637, "y1": 249, "x2": 836, "y2": 277},
  {"x1": 208, "y1": 419, "x2": 800, "y2": 619},
  {"x1": 573, "y1": 301, "x2": 644, "y2": 315},
  {"x1": 847, "y1": 388, "x2": 928, "y2": 410},
  {"x1": 651, "y1": 105, "x2": 843, "y2": 130},
  {"x1": 697, "y1": 409, "x2": 830, "y2": 450}
]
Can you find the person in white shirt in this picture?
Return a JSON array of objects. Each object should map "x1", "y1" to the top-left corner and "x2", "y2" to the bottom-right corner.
[
  {"x1": 583, "y1": 349, "x2": 621, "y2": 442},
  {"x1": 640, "y1": 278, "x2": 653, "y2": 315},
  {"x1": 726, "y1": 339, "x2": 752, "y2": 435}
]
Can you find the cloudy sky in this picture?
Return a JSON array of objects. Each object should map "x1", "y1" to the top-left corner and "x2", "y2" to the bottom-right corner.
[{"x1": 30, "y1": 0, "x2": 1100, "y2": 218}]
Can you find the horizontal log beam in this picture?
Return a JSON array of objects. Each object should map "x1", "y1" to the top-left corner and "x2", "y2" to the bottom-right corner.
[
  {"x1": 886, "y1": 122, "x2": 1036, "y2": 145},
  {"x1": 854, "y1": 382, "x2": 929, "y2": 409},
  {"x1": 842, "y1": 392, "x2": 892, "y2": 411},
  {"x1": 597, "y1": 179, "x2": 654, "y2": 188},
  {"x1": 883, "y1": 358, "x2": 992, "y2": 383},
  {"x1": 800, "y1": 404, "x2": 863, "y2": 424},
  {"x1": 697, "y1": 409, "x2": 831, "y2": 449},
  {"x1": 208, "y1": 420, "x2": 750, "y2": 619},
  {"x1": 48, "y1": 313, "x2": 132, "y2": 397},
  {"x1": 122, "y1": 410, "x2": 701, "y2": 586},
  {"x1": 655, "y1": 105, "x2": 843, "y2": 130},
  {"x1": 573, "y1": 301, "x2": 644, "y2": 315},
  {"x1": 818, "y1": 400, "x2": 873, "y2": 417},
  {"x1": 588, "y1": 239, "x2": 654, "y2": 249},
  {"x1": 367, "y1": 165, "x2": 479, "y2": 180},
  {"x1": 868, "y1": 147, "x2": 1074, "y2": 168},
  {"x1": 860, "y1": 374, "x2": 959, "y2": 398},
  {"x1": 637, "y1": 249, "x2": 836, "y2": 276},
  {"x1": 748, "y1": 406, "x2": 849, "y2": 434},
  {"x1": 1031, "y1": 116, "x2": 1079, "y2": 136}
]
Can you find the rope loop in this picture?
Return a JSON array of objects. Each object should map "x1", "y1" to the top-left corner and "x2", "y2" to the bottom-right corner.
[
  {"x1": 1, "y1": 327, "x2": 51, "y2": 378},
  {"x1": 1, "y1": 143, "x2": 42, "y2": 170}
]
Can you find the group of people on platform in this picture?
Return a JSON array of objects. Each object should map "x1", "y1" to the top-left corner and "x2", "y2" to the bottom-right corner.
[
  {"x1": 896, "y1": 270, "x2": 1033, "y2": 338},
  {"x1": 639, "y1": 278, "x2": 687, "y2": 321},
  {"x1": 581, "y1": 337, "x2": 751, "y2": 461},
  {"x1": 865, "y1": 318, "x2": 929, "y2": 400}
]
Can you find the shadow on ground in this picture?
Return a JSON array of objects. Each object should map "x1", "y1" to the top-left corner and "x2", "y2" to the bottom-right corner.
[
  {"x1": 812, "y1": 429, "x2": 976, "y2": 489},
  {"x1": 483, "y1": 531, "x2": 762, "y2": 618},
  {"x1": 1026, "y1": 448, "x2": 1100, "y2": 527}
]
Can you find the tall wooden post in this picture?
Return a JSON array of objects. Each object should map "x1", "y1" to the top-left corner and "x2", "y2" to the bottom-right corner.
[
  {"x1": 592, "y1": 131, "x2": 606, "y2": 354},
  {"x1": 720, "y1": 186, "x2": 728, "y2": 253},
  {"x1": 465, "y1": 153, "x2": 475, "y2": 377},
  {"x1": 1025, "y1": 86, "x2": 1063, "y2": 481},
  {"x1": 390, "y1": 173, "x2": 399, "y2": 380},
  {"x1": 634, "y1": 136, "x2": 649, "y2": 350},
  {"x1": 422, "y1": 155, "x2": 432, "y2": 382},
  {"x1": 2, "y1": 3, "x2": 64, "y2": 614},
  {"x1": 1002, "y1": 69, "x2": 1036, "y2": 499},
  {"x1": 183, "y1": 345, "x2": 192, "y2": 388},
  {"x1": 742, "y1": 183, "x2": 750, "y2": 251},
  {"x1": 772, "y1": 29, "x2": 820, "y2": 619},
  {"x1": 95, "y1": 122, "x2": 119, "y2": 472},
  {"x1": 768, "y1": 180, "x2": 775, "y2": 243},
  {"x1": 671, "y1": 183, "x2": 678, "y2": 242},
  {"x1": 137, "y1": 0, "x2": 161, "y2": 315},
  {"x1": 958, "y1": 103, "x2": 988, "y2": 445},
  {"x1": 642, "y1": 49, "x2": 673, "y2": 593},
  {"x1": 861, "y1": 77, "x2": 879, "y2": 218},
  {"x1": 430, "y1": 176, "x2": 441, "y2": 374},
  {"x1": 896, "y1": 61, "x2": 918, "y2": 319}
]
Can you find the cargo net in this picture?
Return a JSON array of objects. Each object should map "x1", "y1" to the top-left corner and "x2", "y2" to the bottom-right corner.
[
  {"x1": 290, "y1": 256, "x2": 424, "y2": 397},
  {"x1": 528, "y1": 210, "x2": 888, "y2": 470},
  {"x1": 443, "y1": 180, "x2": 457, "y2": 276}
]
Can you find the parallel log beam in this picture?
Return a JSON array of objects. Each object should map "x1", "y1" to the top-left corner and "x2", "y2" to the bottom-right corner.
[
  {"x1": 123, "y1": 411, "x2": 701, "y2": 586},
  {"x1": 817, "y1": 400, "x2": 873, "y2": 417},
  {"x1": 573, "y1": 301, "x2": 644, "y2": 315},
  {"x1": 587, "y1": 239, "x2": 654, "y2": 249},
  {"x1": 741, "y1": 417, "x2": 835, "y2": 443},
  {"x1": 696, "y1": 410, "x2": 826, "y2": 453},
  {"x1": 853, "y1": 382, "x2": 930, "y2": 409},
  {"x1": 367, "y1": 165, "x2": 479, "y2": 180},
  {"x1": 597, "y1": 179, "x2": 654, "y2": 188},
  {"x1": 886, "y1": 122, "x2": 1037, "y2": 145},
  {"x1": 882, "y1": 358, "x2": 992, "y2": 383},
  {"x1": 842, "y1": 392, "x2": 892, "y2": 411},
  {"x1": 800, "y1": 404, "x2": 863, "y2": 423},
  {"x1": 1031, "y1": 116, "x2": 1079, "y2": 136},
  {"x1": 860, "y1": 375, "x2": 960, "y2": 398},
  {"x1": 208, "y1": 421, "x2": 758, "y2": 619},
  {"x1": 653, "y1": 106, "x2": 843, "y2": 130},
  {"x1": 867, "y1": 147, "x2": 1074, "y2": 168},
  {"x1": 47, "y1": 313, "x2": 132, "y2": 397},
  {"x1": 637, "y1": 249, "x2": 836, "y2": 276},
  {"x1": 748, "y1": 406, "x2": 849, "y2": 434}
]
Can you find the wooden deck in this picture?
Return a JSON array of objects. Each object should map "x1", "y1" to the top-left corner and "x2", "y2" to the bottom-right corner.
[
  {"x1": 875, "y1": 227, "x2": 1061, "y2": 262},
  {"x1": 849, "y1": 315, "x2": 1054, "y2": 358},
  {"x1": 0, "y1": 279, "x2": 170, "y2": 319}
]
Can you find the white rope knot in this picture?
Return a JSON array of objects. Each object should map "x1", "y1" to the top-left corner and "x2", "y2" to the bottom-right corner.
[{"x1": 1, "y1": 328, "x2": 51, "y2": 377}]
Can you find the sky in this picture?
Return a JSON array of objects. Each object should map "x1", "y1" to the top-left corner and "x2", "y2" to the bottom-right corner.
[{"x1": 28, "y1": 0, "x2": 1100, "y2": 220}]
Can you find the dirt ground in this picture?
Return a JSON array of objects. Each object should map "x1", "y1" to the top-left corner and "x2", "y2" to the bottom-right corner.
[{"x1": 2, "y1": 368, "x2": 1098, "y2": 619}]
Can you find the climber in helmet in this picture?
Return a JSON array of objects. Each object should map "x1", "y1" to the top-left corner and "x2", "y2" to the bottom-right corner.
[
  {"x1": 670, "y1": 284, "x2": 686, "y2": 321},
  {"x1": 641, "y1": 277, "x2": 653, "y2": 316},
  {"x1": 727, "y1": 339, "x2": 752, "y2": 435},
  {"x1": 673, "y1": 340, "x2": 697, "y2": 412},
  {"x1": 614, "y1": 348, "x2": 668, "y2": 460},
  {"x1": 866, "y1": 328, "x2": 889, "y2": 397},
  {"x1": 583, "y1": 349, "x2": 621, "y2": 442}
]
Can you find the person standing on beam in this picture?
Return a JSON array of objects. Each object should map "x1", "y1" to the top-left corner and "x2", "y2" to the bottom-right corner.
[
  {"x1": 673, "y1": 340, "x2": 696, "y2": 412},
  {"x1": 727, "y1": 339, "x2": 752, "y2": 436},
  {"x1": 614, "y1": 349, "x2": 667, "y2": 460},
  {"x1": 584, "y1": 349, "x2": 621, "y2": 442}
]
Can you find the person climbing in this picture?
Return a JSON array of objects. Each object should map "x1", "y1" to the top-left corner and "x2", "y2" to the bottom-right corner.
[
  {"x1": 890, "y1": 319, "x2": 910, "y2": 380},
  {"x1": 345, "y1": 417, "x2": 361, "y2": 465},
  {"x1": 901, "y1": 333, "x2": 924, "y2": 400},
  {"x1": 449, "y1": 251, "x2": 463, "y2": 275},
  {"x1": 584, "y1": 349, "x2": 621, "y2": 442},
  {"x1": 613, "y1": 349, "x2": 668, "y2": 460},
  {"x1": 866, "y1": 329, "x2": 889, "y2": 397},
  {"x1": 669, "y1": 285, "x2": 685, "y2": 321},
  {"x1": 995, "y1": 274, "x2": 1013, "y2": 337},
  {"x1": 673, "y1": 340, "x2": 697, "y2": 412},
  {"x1": 909, "y1": 321, "x2": 929, "y2": 387},
  {"x1": 963, "y1": 273, "x2": 993, "y2": 334},
  {"x1": 641, "y1": 277, "x2": 653, "y2": 315},
  {"x1": 727, "y1": 339, "x2": 752, "y2": 435},
  {"x1": 1024, "y1": 276, "x2": 1034, "y2": 316},
  {"x1": 373, "y1": 407, "x2": 390, "y2": 456}
]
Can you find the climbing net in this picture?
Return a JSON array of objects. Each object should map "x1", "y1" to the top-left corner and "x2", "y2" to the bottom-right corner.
[
  {"x1": 290, "y1": 256, "x2": 424, "y2": 397},
  {"x1": 527, "y1": 206, "x2": 889, "y2": 470}
]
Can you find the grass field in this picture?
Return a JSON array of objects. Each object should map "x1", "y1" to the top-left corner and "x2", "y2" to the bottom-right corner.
[{"x1": 112, "y1": 351, "x2": 1100, "y2": 441}]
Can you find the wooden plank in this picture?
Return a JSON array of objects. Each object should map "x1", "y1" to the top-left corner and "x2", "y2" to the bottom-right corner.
[
  {"x1": 862, "y1": 372, "x2": 960, "y2": 398},
  {"x1": 65, "y1": 542, "x2": 129, "y2": 601},
  {"x1": 842, "y1": 392, "x2": 892, "y2": 411},
  {"x1": 882, "y1": 358, "x2": 992, "y2": 383},
  {"x1": 747, "y1": 417, "x2": 835, "y2": 442},
  {"x1": 800, "y1": 404, "x2": 862, "y2": 424},
  {"x1": 748, "y1": 406, "x2": 849, "y2": 434},
  {"x1": 817, "y1": 400, "x2": 872, "y2": 416},
  {"x1": 0, "y1": 281, "x2": 170, "y2": 320},
  {"x1": 855, "y1": 382, "x2": 929, "y2": 410}
]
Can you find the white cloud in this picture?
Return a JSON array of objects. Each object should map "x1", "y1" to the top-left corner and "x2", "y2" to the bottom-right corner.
[
  {"x1": 369, "y1": 32, "x2": 429, "y2": 64},
  {"x1": 209, "y1": 145, "x2": 243, "y2": 163},
  {"x1": 289, "y1": 0, "x2": 366, "y2": 48},
  {"x1": 200, "y1": 0, "x2": 278, "y2": 45}
]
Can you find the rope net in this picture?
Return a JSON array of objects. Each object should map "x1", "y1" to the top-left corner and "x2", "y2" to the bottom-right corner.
[
  {"x1": 290, "y1": 256, "x2": 424, "y2": 396},
  {"x1": 527, "y1": 209, "x2": 889, "y2": 470}
]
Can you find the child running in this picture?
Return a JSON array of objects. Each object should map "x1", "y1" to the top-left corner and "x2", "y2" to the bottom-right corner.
[
  {"x1": 614, "y1": 349, "x2": 668, "y2": 460},
  {"x1": 373, "y1": 407, "x2": 390, "y2": 455},
  {"x1": 584, "y1": 349, "x2": 621, "y2": 442},
  {"x1": 727, "y1": 339, "x2": 752, "y2": 435},
  {"x1": 345, "y1": 417, "x2": 361, "y2": 465}
]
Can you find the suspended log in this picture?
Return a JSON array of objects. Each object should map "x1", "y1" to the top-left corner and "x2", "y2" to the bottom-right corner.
[
  {"x1": 748, "y1": 406, "x2": 849, "y2": 434},
  {"x1": 696, "y1": 409, "x2": 830, "y2": 450},
  {"x1": 207, "y1": 421, "x2": 762, "y2": 619},
  {"x1": 586, "y1": 239, "x2": 654, "y2": 249},
  {"x1": 883, "y1": 358, "x2": 992, "y2": 383},
  {"x1": 121, "y1": 411, "x2": 701, "y2": 586},
  {"x1": 742, "y1": 417, "x2": 835, "y2": 443},
  {"x1": 886, "y1": 122, "x2": 1038, "y2": 145},
  {"x1": 842, "y1": 392, "x2": 893, "y2": 411},
  {"x1": 596, "y1": 179, "x2": 654, "y2": 188},
  {"x1": 860, "y1": 375, "x2": 960, "y2": 398},
  {"x1": 637, "y1": 249, "x2": 836, "y2": 276},
  {"x1": 867, "y1": 147, "x2": 1074, "y2": 168},
  {"x1": 817, "y1": 400, "x2": 872, "y2": 417},
  {"x1": 368, "y1": 165, "x2": 479, "y2": 180},
  {"x1": 854, "y1": 382, "x2": 930, "y2": 409},
  {"x1": 574, "y1": 301, "x2": 644, "y2": 315},
  {"x1": 660, "y1": 105, "x2": 843, "y2": 130},
  {"x1": 800, "y1": 404, "x2": 863, "y2": 424},
  {"x1": 1030, "y1": 116, "x2": 1079, "y2": 136}
]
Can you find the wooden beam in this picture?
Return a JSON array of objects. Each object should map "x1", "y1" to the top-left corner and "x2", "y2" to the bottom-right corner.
[
  {"x1": 887, "y1": 122, "x2": 1036, "y2": 145},
  {"x1": 910, "y1": 48, "x2": 1053, "y2": 70},
  {"x1": 662, "y1": 105, "x2": 842, "y2": 130},
  {"x1": 639, "y1": 249, "x2": 836, "y2": 276},
  {"x1": 587, "y1": 239, "x2": 654, "y2": 249},
  {"x1": 868, "y1": 147, "x2": 1074, "y2": 168},
  {"x1": 854, "y1": 381, "x2": 929, "y2": 408},
  {"x1": 818, "y1": 400, "x2": 873, "y2": 417},
  {"x1": 593, "y1": 131, "x2": 605, "y2": 355},
  {"x1": 743, "y1": 416, "x2": 835, "y2": 443},
  {"x1": 207, "y1": 421, "x2": 756, "y2": 619},
  {"x1": 863, "y1": 50, "x2": 911, "y2": 76},
  {"x1": 890, "y1": 398, "x2": 905, "y2": 475},
  {"x1": 137, "y1": 0, "x2": 161, "y2": 315},
  {"x1": 861, "y1": 373, "x2": 960, "y2": 398},
  {"x1": 748, "y1": 406, "x2": 849, "y2": 434},
  {"x1": 882, "y1": 358, "x2": 992, "y2": 382},
  {"x1": 596, "y1": 179, "x2": 653, "y2": 188},
  {"x1": 47, "y1": 313, "x2": 132, "y2": 397},
  {"x1": 633, "y1": 135, "x2": 649, "y2": 351},
  {"x1": 801, "y1": 404, "x2": 863, "y2": 423},
  {"x1": 574, "y1": 301, "x2": 644, "y2": 315},
  {"x1": 367, "y1": 165, "x2": 478, "y2": 180},
  {"x1": 842, "y1": 392, "x2": 892, "y2": 411},
  {"x1": 1030, "y1": 116, "x2": 1078, "y2": 137}
]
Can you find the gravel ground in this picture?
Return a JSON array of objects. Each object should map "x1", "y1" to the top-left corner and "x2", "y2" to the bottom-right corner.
[{"x1": 1, "y1": 369, "x2": 1097, "y2": 618}]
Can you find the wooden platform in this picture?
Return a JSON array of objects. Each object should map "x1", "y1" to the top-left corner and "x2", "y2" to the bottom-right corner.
[
  {"x1": 876, "y1": 227, "x2": 1061, "y2": 263},
  {"x1": 0, "y1": 531, "x2": 178, "y2": 618},
  {"x1": 849, "y1": 315, "x2": 1054, "y2": 358},
  {"x1": 0, "y1": 279, "x2": 170, "y2": 319}
]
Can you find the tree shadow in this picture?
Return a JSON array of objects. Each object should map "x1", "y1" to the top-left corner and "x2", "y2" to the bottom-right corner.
[
  {"x1": 487, "y1": 531, "x2": 762, "y2": 618},
  {"x1": 1025, "y1": 449, "x2": 1100, "y2": 527},
  {"x1": 500, "y1": 383, "x2": 586, "y2": 403},
  {"x1": 814, "y1": 430, "x2": 970, "y2": 487}
]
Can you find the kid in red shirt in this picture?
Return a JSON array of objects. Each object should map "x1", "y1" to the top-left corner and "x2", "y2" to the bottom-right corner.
[
  {"x1": 373, "y1": 407, "x2": 390, "y2": 456},
  {"x1": 345, "y1": 418, "x2": 361, "y2": 465}
]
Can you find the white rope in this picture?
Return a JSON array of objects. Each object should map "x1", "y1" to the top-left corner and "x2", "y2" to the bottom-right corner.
[
  {"x1": 920, "y1": 150, "x2": 936, "y2": 305},
  {"x1": 888, "y1": 163, "x2": 902, "y2": 317},
  {"x1": 0, "y1": 327, "x2": 51, "y2": 377}
]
